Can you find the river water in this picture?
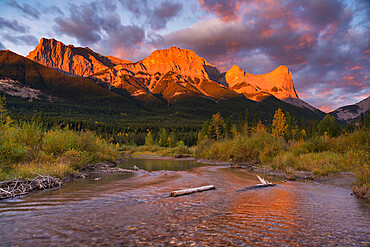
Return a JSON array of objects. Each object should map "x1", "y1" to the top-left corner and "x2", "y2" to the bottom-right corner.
[{"x1": 0, "y1": 157, "x2": 369, "y2": 246}]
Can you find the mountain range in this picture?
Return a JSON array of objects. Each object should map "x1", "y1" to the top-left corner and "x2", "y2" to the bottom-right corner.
[{"x1": 0, "y1": 38, "x2": 367, "y2": 125}]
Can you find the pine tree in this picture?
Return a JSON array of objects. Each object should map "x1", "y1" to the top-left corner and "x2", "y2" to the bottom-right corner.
[
  {"x1": 244, "y1": 109, "x2": 250, "y2": 136},
  {"x1": 200, "y1": 120, "x2": 210, "y2": 140},
  {"x1": 158, "y1": 128, "x2": 169, "y2": 147},
  {"x1": 252, "y1": 113, "x2": 259, "y2": 128},
  {"x1": 358, "y1": 113, "x2": 365, "y2": 129},
  {"x1": 237, "y1": 112, "x2": 244, "y2": 133},
  {"x1": 224, "y1": 117, "x2": 232, "y2": 139},
  {"x1": 245, "y1": 109, "x2": 249, "y2": 125},
  {"x1": 272, "y1": 108, "x2": 288, "y2": 137},
  {"x1": 0, "y1": 95, "x2": 8, "y2": 123},
  {"x1": 318, "y1": 115, "x2": 340, "y2": 137}
]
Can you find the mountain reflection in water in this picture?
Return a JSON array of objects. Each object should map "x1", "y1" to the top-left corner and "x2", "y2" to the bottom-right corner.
[{"x1": 0, "y1": 157, "x2": 368, "y2": 246}]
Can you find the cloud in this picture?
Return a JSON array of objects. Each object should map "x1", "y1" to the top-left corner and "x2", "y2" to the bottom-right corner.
[
  {"x1": 155, "y1": 0, "x2": 369, "y2": 111},
  {"x1": 0, "y1": 17, "x2": 27, "y2": 33},
  {"x1": 42, "y1": 5, "x2": 64, "y2": 16},
  {"x1": 0, "y1": 41, "x2": 5, "y2": 50},
  {"x1": 2, "y1": 34, "x2": 38, "y2": 46},
  {"x1": 54, "y1": 0, "x2": 145, "y2": 60},
  {"x1": 7, "y1": 0, "x2": 40, "y2": 19},
  {"x1": 55, "y1": 2, "x2": 104, "y2": 44},
  {"x1": 198, "y1": 0, "x2": 246, "y2": 22},
  {"x1": 150, "y1": 1, "x2": 183, "y2": 29},
  {"x1": 119, "y1": 0, "x2": 182, "y2": 30},
  {"x1": 119, "y1": 0, "x2": 148, "y2": 18}
]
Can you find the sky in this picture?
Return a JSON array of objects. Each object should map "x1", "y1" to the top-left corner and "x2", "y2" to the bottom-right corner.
[{"x1": 0, "y1": 0, "x2": 369, "y2": 112}]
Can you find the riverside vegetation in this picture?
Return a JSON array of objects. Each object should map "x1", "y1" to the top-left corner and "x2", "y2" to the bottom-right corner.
[
  {"x1": 1, "y1": 94, "x2": 369, "y2": 198},
  {"x1": 0, "y1": 96, "x2": 119, "y2": 181},
  {"x1": 194, "y1": 109, "x2": 369, "y2": 197}
]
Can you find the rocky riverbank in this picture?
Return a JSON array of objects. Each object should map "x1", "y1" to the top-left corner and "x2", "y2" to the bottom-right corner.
[
  {"x1": 194, "y1": 158, "x2": 368, "y2": 199},
  {"x1": 0, "y1": 159, "x2": 136, "y2": 200}
]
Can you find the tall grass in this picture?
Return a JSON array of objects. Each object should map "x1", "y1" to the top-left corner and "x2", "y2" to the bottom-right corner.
[
  {"x1": 122, "y1": 143, "x2": 193, "y2": 157},
  {"x1": 195, "y1": 129, "x2": 370, "y2": 186},
  {"x1": 195, "y1": 131, "x2": 286, "y2": 163},
  {"x1": 0, "y1": 121, "x2": 119, "y2": 180}
]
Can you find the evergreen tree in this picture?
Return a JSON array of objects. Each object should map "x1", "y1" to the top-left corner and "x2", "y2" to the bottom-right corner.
[
  {"x1": 158, "y1": 128, "x2": 169, "y2": 147},
  {"x1": 200, "y1": 120, "x2": 210, "y2": 139},
  {"x1": 237, "y1": 112, "x2": 244, "y2": 133},
  {"x1": 224, "y1": 117, "x2": 232, "y2": 139},
  {"x1": 169, "y1": 132, "x2": 177, "y2": 147},
  {"x1": 272, "y1": 108, "x2": 288, "y2": 137},
  {"x1": 365, "y1": 111, "x2": 370, "y2": 129},
  {"x1": 244, "y1": 109, "x2": 250, "y2": 136},
  {"x1": 358, "y1": 113, "x2": 365, "y2": 129},
  {"x1": 318, "y1": 115, "x2": 340, "y2": 137},
  {"x1": 345, "y1": 120, "x2": 356, "y2": 133},
  {"x1": 0, "y1": 95, "x2": 8, "y2": 123},
  {"x1": 252, "y1": 113, "x2": 259, "y2": 128},
  {"x1": 245, "y1": 109, "x2": 249, "y2": 125}
]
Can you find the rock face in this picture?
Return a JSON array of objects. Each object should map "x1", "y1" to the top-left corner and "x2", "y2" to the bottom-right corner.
[
  {"x1": 27, "y1": 38, "x2": 131, "y2": 77},
  {"x1": 330, "y1": 96, "x2": 370, "y2": 121},
  {"x1": 94, "y1": 46, "x2": 240, "y2": 103},
  {"x1": 225, "y1": 64, "x2": 299, "y2": 100},
  {"x1": 27, "y1": 38, "x2": 304, "y2": 106}
]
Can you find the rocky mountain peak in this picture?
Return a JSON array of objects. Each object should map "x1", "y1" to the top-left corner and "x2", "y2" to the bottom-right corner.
[
  {"x1": 139, "y1": 46, "x2": 219, "y2": 81},
  {"x1": 27, "y1": 38, "x2": 128, "y2": 77},
  {"x1": 225, "y1": 64, "x2": 298, "y2": 100}
]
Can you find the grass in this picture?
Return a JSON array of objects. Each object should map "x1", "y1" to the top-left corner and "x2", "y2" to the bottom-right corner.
[
  {"x1": 121, "y1": 144, "x2": 193, "y2": 157},
  {"x1": 194, "y1": 131, "x2": 286, "y2": 163},
  {"x1": 194, "y1": 129, "x2": 369, "y2": 186},
  {"x1": 0, "y1": 121, "x2": 119, "y2": 180}
]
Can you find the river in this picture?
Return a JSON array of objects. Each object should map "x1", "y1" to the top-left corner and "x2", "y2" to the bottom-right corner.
[{"x1": 0, "y1": 157, "x2": 369, "y2": 246}]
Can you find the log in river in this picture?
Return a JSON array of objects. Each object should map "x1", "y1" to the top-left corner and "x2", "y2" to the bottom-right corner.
[{"x1": 170, "y1": 185, "x2": 216, "y2": 197}]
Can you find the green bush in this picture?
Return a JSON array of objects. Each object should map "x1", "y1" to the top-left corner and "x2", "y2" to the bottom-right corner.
[
  {"x1": 194, "y1": 132, "x2": 285, "y2": 162},
  {"x1": 0, "y1": 121, "x2": 119, "y2": 180}
]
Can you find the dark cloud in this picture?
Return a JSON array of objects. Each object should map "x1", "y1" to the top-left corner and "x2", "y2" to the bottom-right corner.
[
  {"x1": 54, "y1": 0, "x2": 145, "y2": 60},
  {"x1": 150, "y1": 1, "x2": 183, "y2": 29},
  {"x1": 119, "y1": 0, "x2": 182, "y2": 30},
  {"x1": 2, "y1": 34, "x2": 38, "y2": 46},
  {"x1": 7, "y1": 0, "x2": 40, "y2": 19},
  {"x1": 55, "y1": 2, "x2": 103, "y2": 44},
  {"x1": 119, "y1": 0, "x2": 148, "y2": 18},
  {"x1": 0, "y1": 41, "x2": 5, "y2": 50},
  {"x1": 158, "y1": 0, "x2": 369, "y2": 111},
  {"x1": 198, "y1": 0, "x2": 246, "y2": 21},
  {"x1": 0, "y1": 17, "x2": 27, "y2": 33}
]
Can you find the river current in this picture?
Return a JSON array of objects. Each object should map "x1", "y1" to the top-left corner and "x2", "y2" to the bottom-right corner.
[{"x1": 0, "y1": 157, "x2": 369, "y2": 246}]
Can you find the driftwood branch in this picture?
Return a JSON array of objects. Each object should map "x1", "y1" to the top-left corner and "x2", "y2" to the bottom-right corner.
[
  {"x1": 0, "y1": 175, "x2": 62, "y2": 200},
  {"x1": 170, "y1": 185, "x2": 215, "y2": 197}
]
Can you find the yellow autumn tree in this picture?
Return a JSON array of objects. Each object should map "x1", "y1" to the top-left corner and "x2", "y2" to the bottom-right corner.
[
  {"x1": 208, "y1": 112, "x2": 224, "y2": 141},
  {"x1": 272, "y1": 108, "x2": 288, "y2": 137}
]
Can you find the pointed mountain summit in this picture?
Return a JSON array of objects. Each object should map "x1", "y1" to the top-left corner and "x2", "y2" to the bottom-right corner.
[
  {"x1": 225, "y1": 64, "x2": 299, "y2": 100},
  {"x1": 27, "y1": 38, "x2": 131, "y2": 77}
]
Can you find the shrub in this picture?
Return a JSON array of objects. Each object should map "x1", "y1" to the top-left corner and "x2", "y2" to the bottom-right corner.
[{"x1": 0, "y1": 122, "x2": 119, "y2": 180}]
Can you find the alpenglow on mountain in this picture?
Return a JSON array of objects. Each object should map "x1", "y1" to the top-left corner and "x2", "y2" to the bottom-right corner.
[{"x1": 27, "y1": 38, "x2": 302, "y2": 106}]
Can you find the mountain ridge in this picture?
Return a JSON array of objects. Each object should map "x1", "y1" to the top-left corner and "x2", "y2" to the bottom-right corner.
[
  {"x1": 330, "y1": 96, "x2": 370, "y2": 122},
  {"x1": 27, "y1": 38, "x2": 302, "y2": 105}
]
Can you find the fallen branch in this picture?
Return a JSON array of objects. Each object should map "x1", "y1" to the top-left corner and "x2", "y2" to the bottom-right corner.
[
  {"x1": 0, "y1": 176, "x2": 63, "y2": 200},
  {"x1": 170, "y1": 185, "x2": 216, "y2": 197}
]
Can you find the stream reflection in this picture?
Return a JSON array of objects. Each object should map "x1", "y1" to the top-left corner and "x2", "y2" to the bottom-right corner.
[{"x1": 0, "y1": 158, "x2": 369, "y2": 246}]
